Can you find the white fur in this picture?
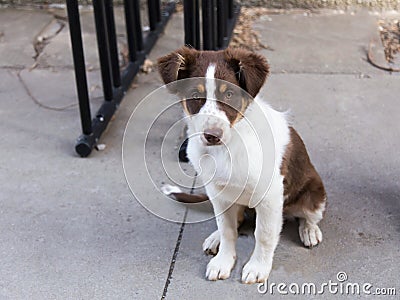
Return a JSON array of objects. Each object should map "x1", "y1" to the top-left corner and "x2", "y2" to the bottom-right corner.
[
  {"x1": 206, "y1": 203, "x2": 241, "y2": 280},
  {"x1": 298, "y1": 200, "x2": 325, "y2": 247},
  {"x1": 205, "y1": 64, "x2": 216, "y2": 97},
  {"x1": 283, "y1": 198, "x2": 325, "y2": 247},
  {"x1": 202, "y1": 230, "x2": 220, "y2": 255},
  {"x1": 184, "y1": 63, "x2": 292, "y2": 283},
  {"x1": 161, "y1": 184, "x2": 183, "y2": 195}
]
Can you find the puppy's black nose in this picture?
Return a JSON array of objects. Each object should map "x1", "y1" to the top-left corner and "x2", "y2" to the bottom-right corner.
[{"x1": 203, "y1": 128, "x2": 223, "y2": 145}]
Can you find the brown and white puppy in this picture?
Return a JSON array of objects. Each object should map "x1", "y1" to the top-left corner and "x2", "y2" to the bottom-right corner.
[{"x1": 158, "y1": 47, "x2": 326, "y2": 284}]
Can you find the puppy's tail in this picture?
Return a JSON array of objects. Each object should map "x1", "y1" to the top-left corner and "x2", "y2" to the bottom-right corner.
[{"x1": 161, "y1": 184, "x2": 209, "y2": 203}]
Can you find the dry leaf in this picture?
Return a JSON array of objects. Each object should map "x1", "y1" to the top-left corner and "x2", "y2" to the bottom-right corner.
[
  {"x1": 378, "y1": 19, "x2": 400, "y2": 64},
  {"x1": 141, "y1": 59, "x2": 154, "y2": 73},
  {"x1": 130, "y1": 82, "x2": 139, "y2": 90}
]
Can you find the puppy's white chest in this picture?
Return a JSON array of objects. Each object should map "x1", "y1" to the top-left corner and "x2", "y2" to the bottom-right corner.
[{"x1": 189, "y1": 140, "x2": 263, "y2": 207}]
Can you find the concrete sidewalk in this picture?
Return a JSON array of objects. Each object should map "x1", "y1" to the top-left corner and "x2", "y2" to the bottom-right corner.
[{"x1": 0, "y1": 6, "x2": 399, "y2": 300}]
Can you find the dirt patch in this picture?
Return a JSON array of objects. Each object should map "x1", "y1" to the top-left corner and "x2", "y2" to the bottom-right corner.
[
  {"x1": 229, "y1": 7, "x2": 312, "y2": 51},
  {"x1": 378, "y1": 19, "x2": 400, "y2": 64},
  {"x1": 229, "y1": 7, "x2": 273, "y2": 51}
]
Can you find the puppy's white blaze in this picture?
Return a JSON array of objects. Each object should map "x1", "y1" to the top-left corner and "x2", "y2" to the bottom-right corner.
[
  {"x1": 206, "y1": 64, "x2": 216, "y2": 99},
  {"x1": 199, "y1": 63, "x2": 230, "y2": 128},
  {"x1": 202, "y1": 64, "x2": 218, "y2": 117}
]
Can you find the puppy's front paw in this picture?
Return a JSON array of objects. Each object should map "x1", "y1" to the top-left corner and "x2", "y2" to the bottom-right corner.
[
  {"x1": 202, "y1": 230, "x2": 220, "y2": 255},
  {"x1": 241, "y1": 259, "x2": 272, "y2": 284},
  {"x1": 299, "y1": 222, "x2": 322, "y2": 247},
  {"x1": 206, "y1": 254, "x2": 235, "y2": 281}
]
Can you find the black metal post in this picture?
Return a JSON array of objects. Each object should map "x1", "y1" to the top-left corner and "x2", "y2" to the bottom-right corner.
[
  {"x1": 217, "y1": 0, "x2": 227, "y2": 48},
  {"x1": 148, "y1": 0, "x2": 158, "y2": 31},
  {"x1": 105, "y1": 0, "x2": 121, "y2": 88},
  {"x1": 228, "y1": 0, "x2": 234, "y2": 19},
  {"x1": 194, "y1": 0, "x2": 200, "y2": 49},
  {"x1": 183, "y1": 0, "x2": 193, "y2": 47},
  {"x1": 211, "y1": 0, "x2": 218, "y2": 48},
  {"x1": 133, "y1": 0, "x2": 144, "y2": 51},
  {"x1": 124, "y1": 0, "x2": 137, "y2": 61},
  {"x1": 184, "y1": 0, "x2": 200, "y2": 49},
  {"x1": 225, "y1": 0, "x2": 240, "y2": 49},
  {"x1": 66, "y1": 0, "x2": 92, "y2": 136},
  {"x1": 202, "y1": 0, "x2": 215, "y2": 50},
  {"x1": 155, "y1": 0, "x2": 161, "y2": 22},
  {"x1": 92, "y1": 0, "x2": 113, "y2": 101}
]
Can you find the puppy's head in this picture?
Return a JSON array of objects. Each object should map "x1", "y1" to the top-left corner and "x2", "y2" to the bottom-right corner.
[{"x1": 157, "y1": 47, "x2": 269, "y2": 146}]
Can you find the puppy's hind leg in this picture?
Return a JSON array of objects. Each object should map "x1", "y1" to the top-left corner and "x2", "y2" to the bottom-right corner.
[
  {"x1": 298, "y1": 198, "x2": 326, "y2": 248},
  {"x1": 203, "y1": 205, "x2": 245, "y2": 255},
  {"x1": 286, "y1": 181, "x2": 327, "y2": 248}
]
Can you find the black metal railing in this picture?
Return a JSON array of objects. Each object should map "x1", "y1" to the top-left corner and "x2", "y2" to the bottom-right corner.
[
  {"x1": 67, "y1": 0, "x2": 239, "y2": 157},
  {"x1": 66, "y1": 0, "x2": 175, "y2": 157},
  {"x1": 184, "y1": 0, "x2": 239, "y2": 50}
]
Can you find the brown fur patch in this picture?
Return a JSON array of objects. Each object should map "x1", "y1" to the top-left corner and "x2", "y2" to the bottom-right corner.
[
  {"x1": 184, "y1": 98, "x2": 207, "y2": 115},
  {"x1": 157, "y1": 47, "x2": 199, "y2": 85},
  {"x1": 281, "y1": 127, "x2": 326, "y2": 213},
  {"x1": 223, "y1": 48, "x2": 270, "y2": 98}
]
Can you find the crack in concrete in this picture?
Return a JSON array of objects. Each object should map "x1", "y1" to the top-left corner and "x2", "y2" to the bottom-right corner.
[
  {"x1": 161, "y1": 209, "x2": 187, "y2": 300},
  {"x1": 16, "y1": 70, "x2": 78, "y2": 111},
  {"x1": 160, "y1": 174, "x2": 200, "y2": 299},
  {"x1": 32, "y1": 17, "x2": 65, "y2": 62}
]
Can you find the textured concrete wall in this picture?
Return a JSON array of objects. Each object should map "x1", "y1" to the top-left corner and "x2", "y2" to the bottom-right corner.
[
  {"x1": 1, "y1": 0, "x2": 399, "y2": 10},
  {"x1": 0, "y1": 0, "x2": 105, "y2": 5},
  {"x1": 240, "y1": 0, "x2": 400, "y2": 9}
]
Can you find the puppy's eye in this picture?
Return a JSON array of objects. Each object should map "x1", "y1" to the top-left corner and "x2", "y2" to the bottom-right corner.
[
  {"x1": 191, "y1": 92, "x2": 199, "y2": 99},
  {"x1": 225, "y1": 91, "x2": 233, "y2": 99}
]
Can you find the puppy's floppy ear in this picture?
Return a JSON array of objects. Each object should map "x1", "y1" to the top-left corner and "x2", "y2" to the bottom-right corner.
[
  {"x1": 157, "y1": 46, "x2": 198, "y2": 85},
  {"x1": 224, "y1": 48, "x2": 269, "y2": 98}
]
